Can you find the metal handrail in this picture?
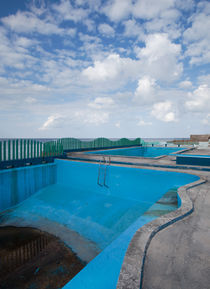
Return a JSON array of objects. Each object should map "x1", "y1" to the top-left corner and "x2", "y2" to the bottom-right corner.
[
  {"x1": 97, "y1": 159, "x2": 102, "y2": 186},
  {"x1": 97, "y1": 156, "x2": 111, "y2": 187},
  {"x1": 104, "y1": 156, "x2": 111, "y2": 187}
]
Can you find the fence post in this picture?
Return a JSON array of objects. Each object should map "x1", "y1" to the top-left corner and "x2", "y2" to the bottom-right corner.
[
  {"x1": 3, "y1": 141, "x2": 7, "y2": 161},
  {"x1": 8, "y1": 140, "x2": 11, "y2": 161},
  {"x1": 20, "y1": 139, "x2": 23, "y2": 160},
  {"x1": 27, "y1": 140, "x2": 30, "y2": 159},
  {"x1": 0, "y1": 141, "x2": 2, "y2": 161},
  {"x1": 12, "y1": 140, "x2": 15, "y2": 160},
  {"x1": 16, "y1": 139, "x2": 18, "y2": 160}
]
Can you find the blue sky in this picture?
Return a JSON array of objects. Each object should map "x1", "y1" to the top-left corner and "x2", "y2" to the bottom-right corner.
[{"x1": 0, "y1": 0, "x2": 210, "y2": 138}]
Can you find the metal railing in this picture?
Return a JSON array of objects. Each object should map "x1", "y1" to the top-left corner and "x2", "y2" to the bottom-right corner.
[{"x1": 97, "y1": 156, "x2": 111, "y2": 187}]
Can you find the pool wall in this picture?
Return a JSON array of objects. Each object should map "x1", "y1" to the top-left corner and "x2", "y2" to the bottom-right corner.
[
  {"x1": 55, "y1": 159, "x2": 196, "y2": 204},
  {"x1": 0, "y1": 163, "x2": 56, "y2": 212},
  {"x1": 176, "y1": 155, "x2": 210, "y2": 166}
]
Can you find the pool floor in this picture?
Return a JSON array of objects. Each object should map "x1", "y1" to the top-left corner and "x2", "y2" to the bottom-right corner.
[{"x1": 0, "y1": 184, "x2": 178, "y2": 289}]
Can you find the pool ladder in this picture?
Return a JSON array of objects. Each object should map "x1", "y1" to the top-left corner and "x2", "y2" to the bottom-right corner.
[{"x1": 97, "y1": 156, "x2": 111, "y2": 187}]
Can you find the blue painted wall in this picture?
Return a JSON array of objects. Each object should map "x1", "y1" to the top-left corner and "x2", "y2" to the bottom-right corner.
[
  {"x1": 176, "y1": 155, "x2": 210, "y2": 166},
  {"x1": 0, "y1": 163, "x2": 56, "y2": 212}
]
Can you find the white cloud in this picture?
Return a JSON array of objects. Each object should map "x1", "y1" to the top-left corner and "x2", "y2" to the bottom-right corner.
[
  {"x1": 137, "y1": 33, "x2": 182, "y2": 82},
  {"x1": 183, "y1": 3, "x2": 210, "y2": 65},
  {"x1": 52, "y1": 0, "x2": 88, "y2": 22},
  {"x1": 84, "y1": 19, "x2": 96, "y2": 32},
  {"x1": 82, "y1": 53, "x2": 137, "y2": 83},
  {"x1": 39, "y1": 114, "x2": 63, "y2": 130},
  {"x1": 179, "y1": 80, "x2": 192, "y2": 89},
  {"x1": 88, "y1": 97, "x2": 114, "y2": 109},
  {"x1": 151, "y1": 101, "x2": 177, "y2": 122},
  {"x1": 144, "y1": 9, "x2": 181, "y2": 39},
  {"x1": 98, "y1": 23, "x2": 115, "y2": 37},
  {"x1": 133, "y1": 0, "x2": 175, "y2": 20},
  {"x1": 137, "y1": 120, "x2": 152, "y2": 126},
  {"x1": 15, "y1": 36, "x2": 38, "y2": 48},
  {"x1": 123, "y1": 19, "x2": 145, "y2": 40},
  {"x1": 2, "y1": 11, "x2": 63, "y2": 35},
  {"x1": 103, "y1": 0, "x2": 177, "y2": 22},
  {"x1": 185, "y1": 84, "x2": 210, "y2": 112},
  {"x1": 25, "y1": 96, "x2": 37, "y2": 104},
  {"x1": 134, "y1": 76, "x2": 157, "y2": 104},
  {"x1": 75, "y1": 111, "x2": 109, "y2": 125},
  {"x1": 103, "y1": 0, "x2": 132, "y2": 22},
  {"x1": 202, "y1": 114, "x2": 210, "y2": 125},
  {"x1": 175, "y1": 0, "x2": 195, "y2": 11},
  {"x1": 115, "y1": 121, "x2": 120, "y2": 128}
]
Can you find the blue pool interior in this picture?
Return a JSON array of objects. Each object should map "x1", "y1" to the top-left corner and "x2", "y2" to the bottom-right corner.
[
  {"x1": 0, "y1": 160, "x2": 199, "y2": 289},
  {"x1": 86, "y1": 146, "x2": 186, "y2": 158}
]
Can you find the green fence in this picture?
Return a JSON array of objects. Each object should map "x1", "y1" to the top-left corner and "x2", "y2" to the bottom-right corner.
[
  {"x1": 59, "y1": 137, "x2": 142, "y2": 151},
  {"x1": 0, "y1": 139, "x2": 63, "y2": 162},
  {"x1": 0, "y1": 137, "x2": 142, "y2": 162}
]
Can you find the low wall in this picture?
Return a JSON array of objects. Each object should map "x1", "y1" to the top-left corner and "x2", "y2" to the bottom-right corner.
[{"x1": 176, "y1": 155, "x2": 210, "y2": 166}]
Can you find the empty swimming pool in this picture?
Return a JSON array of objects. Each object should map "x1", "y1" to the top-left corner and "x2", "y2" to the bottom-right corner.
[
  {"x1": 0, "y1": 160, "x2": 199, "y2": 289},
  {"x1": 86, "y1": 146, "x2": 186, "y2": 158}
]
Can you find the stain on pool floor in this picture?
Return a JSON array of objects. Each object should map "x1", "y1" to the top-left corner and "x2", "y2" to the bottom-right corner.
[{"x1": 0, "y1": 226, "x2": 85, "y2": 289}]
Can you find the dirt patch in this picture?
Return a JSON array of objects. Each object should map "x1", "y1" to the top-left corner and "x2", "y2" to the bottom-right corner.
[{"x1": 0, "y1": 226, "x2": 85, "y2": 289}]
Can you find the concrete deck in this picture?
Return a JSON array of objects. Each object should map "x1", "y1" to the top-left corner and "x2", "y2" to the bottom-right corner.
[
  {"x1": 142, "y1": 176, "x2": 210, "y2": 289},
  {"x1": 67, "y1": 147, "x2": 210, "y2": 289},
  {"x1": 67, "y1": 147, "x2": 210, "y2": 172}
]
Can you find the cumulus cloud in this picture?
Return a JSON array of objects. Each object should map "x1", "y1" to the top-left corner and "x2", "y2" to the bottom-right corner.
[
  {"x1": 137, "y1": 120, "x2": 152, "y2": 126},
  {"x1": 137, "y1": 33, "x2": 182, "y2": 82},
  {"x1": 183, "y1": 2, "x2": 210, "y2": 65},
  {"x1": 75, "y1": 111, "x2": 109, "y2": 125},
  {"x1": 103, "y1": 0, "x2": 132, "y2": 22},
  {"x1": 134, "y1": 76, "x2": 157, "y2": 104},
  {"x1": 1, "y1": 11, "x2": 63, "y2": 35},
  {"x1": 98, "y1": 23, "x2": 115, "y2": 37},
  {"x1": 185, "y1": 84, "x2": 210, "y2": 112},
  {"x1": 144, "y1": 9, "x2": 181, "y2": 39},
  {"x1": 39, "y1": 114, "x2": 63, "y2": 130},
  {"x1": 133, "y1": 0, "x2": 175, "y2": 20},
  {"x1": 82, "y1": 53, "x2": 137, "y2": 83},
  {"x1": 123, "y1": 19, "x2": 145, "y2": 40},
  {"x1": 88, "y1": 97, "x2": 114, "y2": 109},
  {"x1": 115, "y1": 121, "x2": 120, "y2": 128},
  {"x1": 103, "y1": 0, "x2": 177, "y2": 22},
  {"x1": 151, "y1": 101, "x2": 177, "y2": 122},
  {"x1": 52, "y1": 0, "x2": 88, "y2": 22},
  {"x1": 202, "y1": 114, "x2": 210, "y2": 125},
  {"x1": 179, "y1": 80, "x2": 192, "y2": 89},
  {"x1": 25, "y1": 96, "x2": 37, "y2": 104}
]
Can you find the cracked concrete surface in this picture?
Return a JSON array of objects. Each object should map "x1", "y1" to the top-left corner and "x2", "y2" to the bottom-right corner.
[{"x1": 142, "y1": 179, "x2": 210, "y2": 289}]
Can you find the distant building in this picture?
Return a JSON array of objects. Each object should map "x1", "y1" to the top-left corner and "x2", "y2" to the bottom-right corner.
[{"x1": 190, "y1": 134, "x2": 210, "y2": 142}]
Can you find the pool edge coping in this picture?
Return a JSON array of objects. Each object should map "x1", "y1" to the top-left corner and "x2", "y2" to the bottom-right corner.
[{"x1": 116, "y1": 176, "x2": 206, "y2": 289}]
